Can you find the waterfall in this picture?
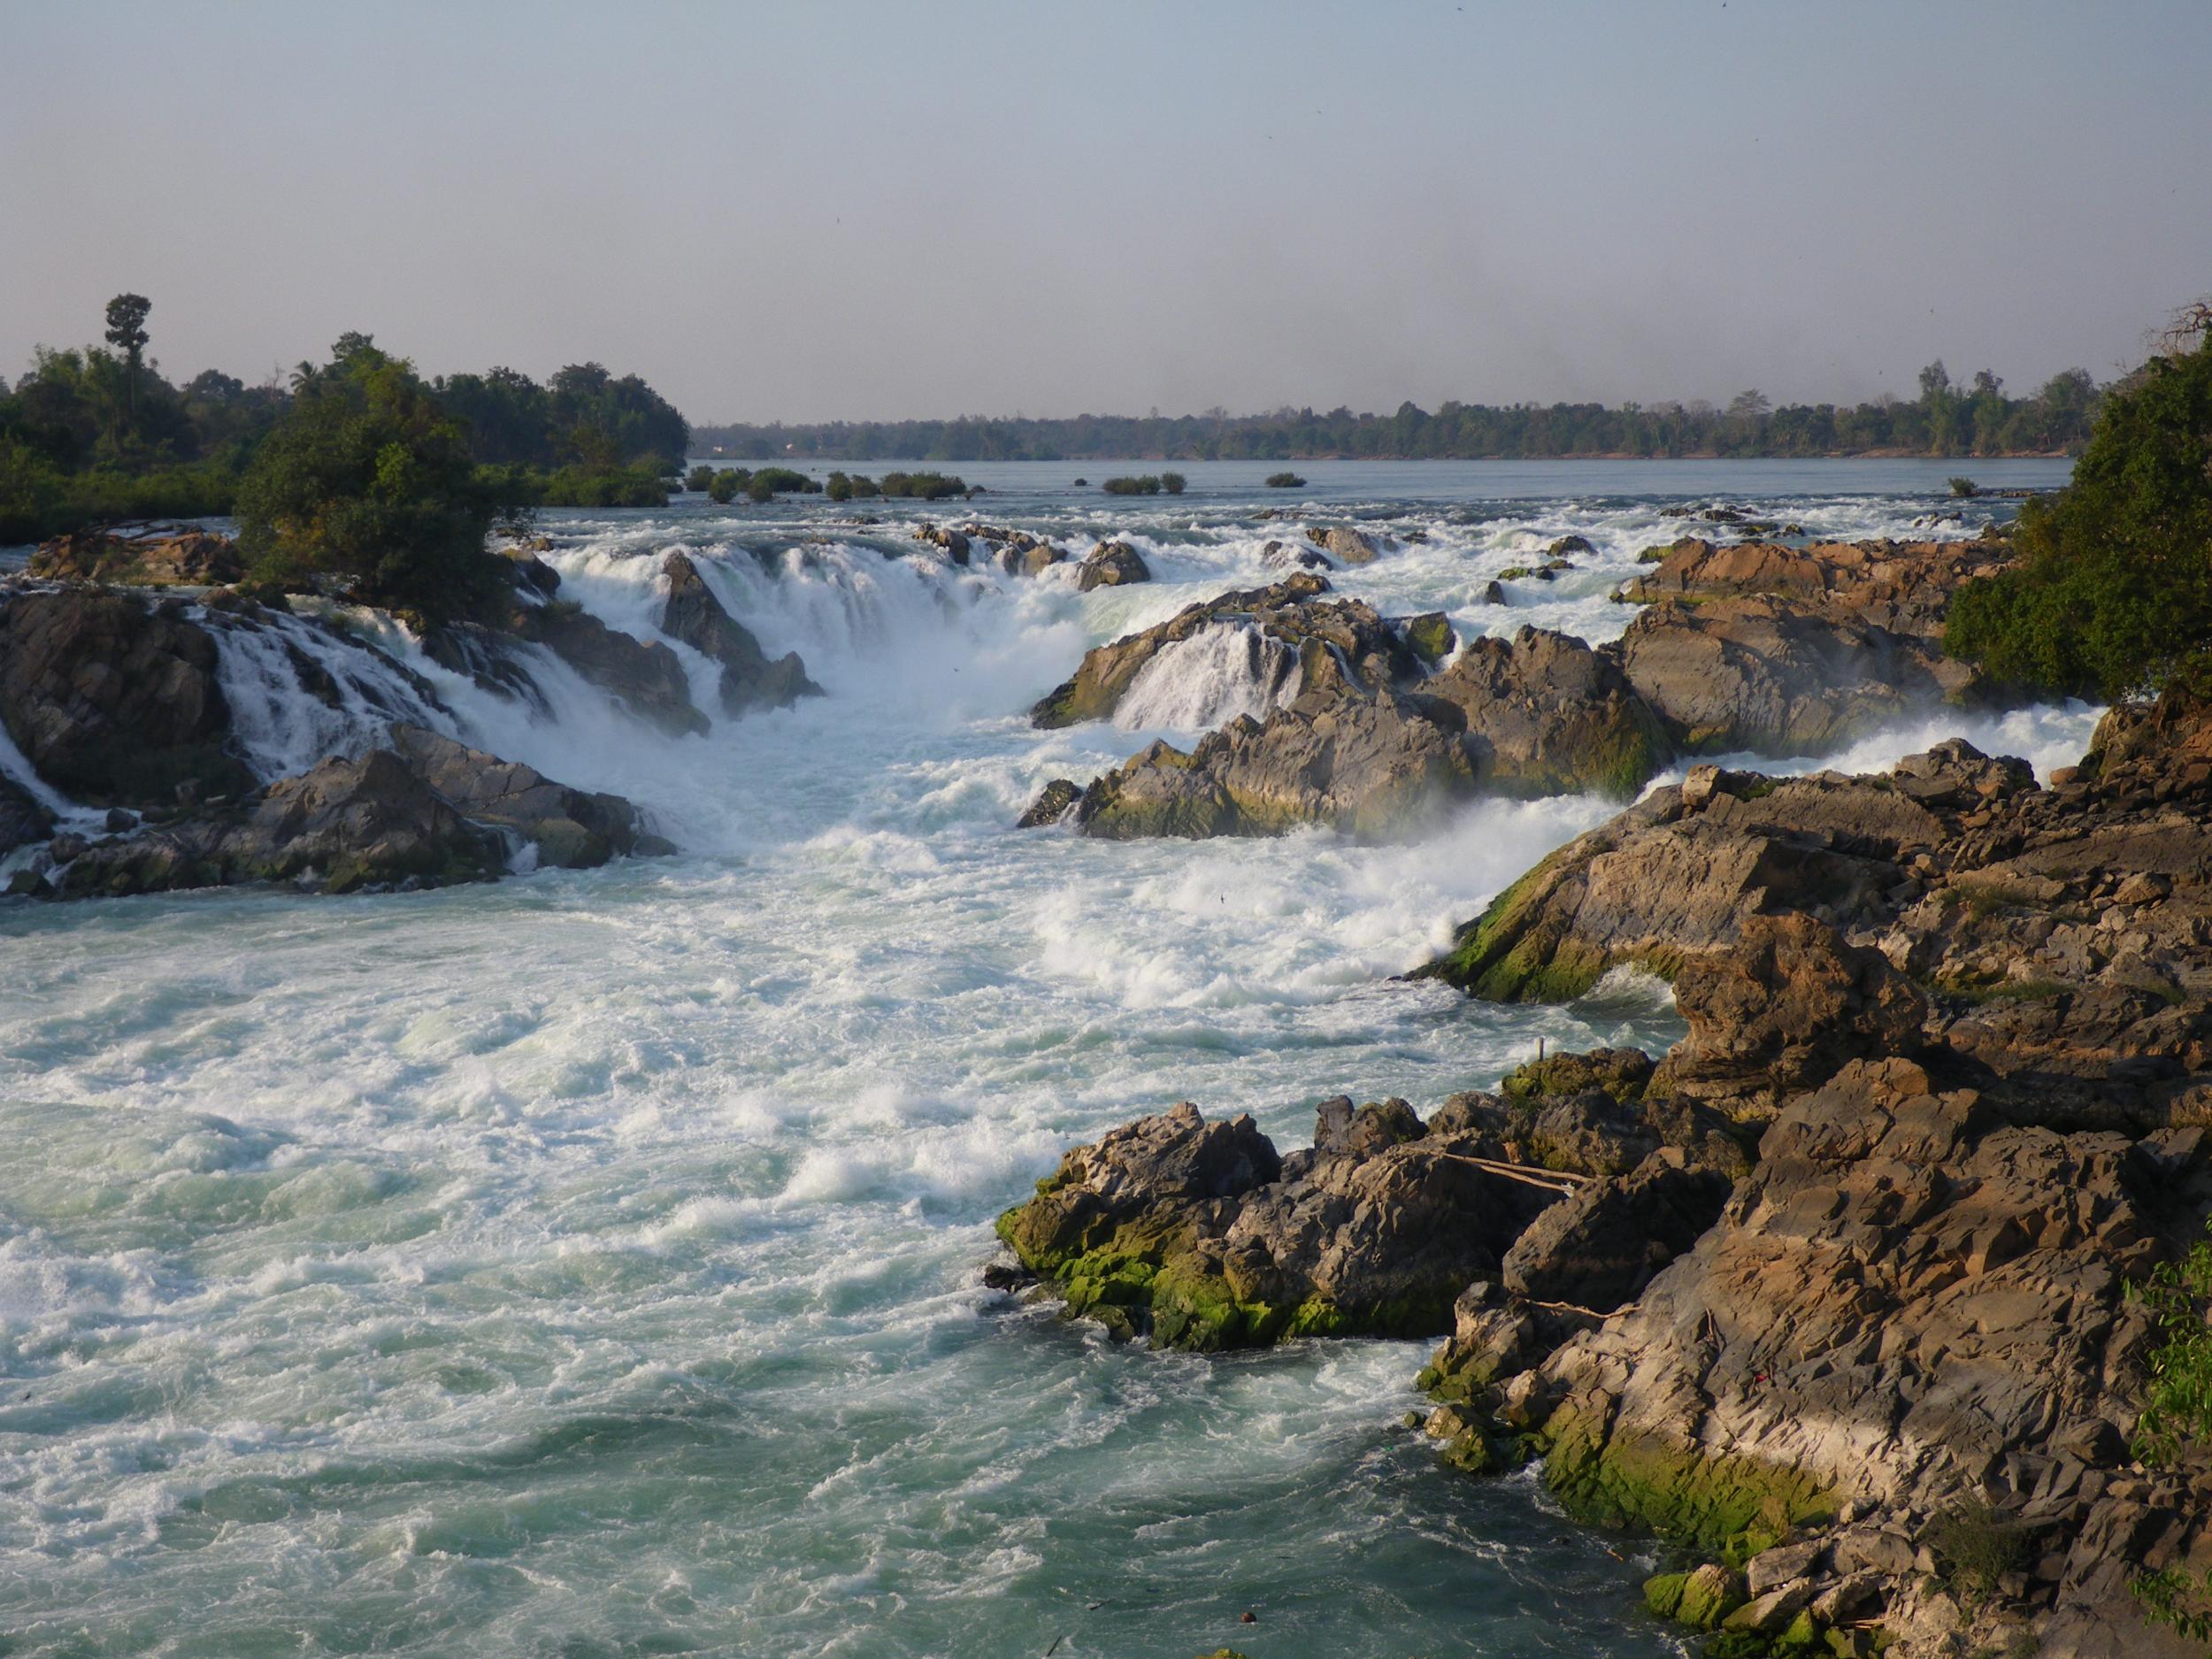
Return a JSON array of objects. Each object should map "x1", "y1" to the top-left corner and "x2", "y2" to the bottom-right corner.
[
  {"x1": 199, "y1": 606, "x2": 453, "y2": 782},
  {"x1": 1112, "y1": 622, "x2": 1300, "y2": 732}
]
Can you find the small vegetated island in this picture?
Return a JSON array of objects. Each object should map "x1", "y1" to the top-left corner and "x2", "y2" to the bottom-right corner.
[{"x1": 995, "y1": 307, "x2": 2212, "y2": 1659}]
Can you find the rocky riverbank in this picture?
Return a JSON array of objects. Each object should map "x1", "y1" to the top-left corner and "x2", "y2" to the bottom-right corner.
[
  {"x1": 995, "y1": 686, "x2": 2212, "y2": 1657},
  {"x1": 1019, "y1": 533, "x2": 2021, "y2": 840},
  {"x1": 0, "y1": 527, "x2": 810, "y2": 898}
]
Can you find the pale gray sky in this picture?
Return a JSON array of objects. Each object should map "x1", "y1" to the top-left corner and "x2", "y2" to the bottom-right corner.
[{"x1": 4, "y1": 0, "x2": 2208, "y2": 422}]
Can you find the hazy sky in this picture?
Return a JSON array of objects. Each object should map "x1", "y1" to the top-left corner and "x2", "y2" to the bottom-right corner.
[{"x1": 5, "y1": 1, "x2": 2208, "y2": 423}]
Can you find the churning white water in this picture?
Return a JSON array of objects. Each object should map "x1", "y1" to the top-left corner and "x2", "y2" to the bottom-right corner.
[
  {"x1": 0, "y1": 458, "x2": 2079, "y2": 1657},
  {"x1": 1114, "y1": 622, "x2": 1302, "y2": 732}
]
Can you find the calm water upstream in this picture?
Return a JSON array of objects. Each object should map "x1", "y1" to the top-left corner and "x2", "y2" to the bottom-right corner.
[{"x1": 0, "y1": 459, "x2": 2086, "y2": 1656}]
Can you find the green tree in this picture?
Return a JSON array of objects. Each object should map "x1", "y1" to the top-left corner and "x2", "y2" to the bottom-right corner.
[
  {"x1": 1947, "y1": 311, "x2": 2212, "y2": 698},
  {"x1": 234, "y1": 338, "x2": 522, "y2": 621},
  {"x1": 103, "y1": 293, "x2": 150, "y2": 436}
]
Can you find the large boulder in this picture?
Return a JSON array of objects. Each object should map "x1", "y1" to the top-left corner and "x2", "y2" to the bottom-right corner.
[
  {"x1": 1309, "y1": 525, "x2": 1387, "y2": 565},
  {"x1": 1498, "y1": 1149, "x2": 1733, "y2": 1312},
  {"x1": 1030, "y1": 575, "x2": 1424, "y2": 727},
  {"x1": 0, "y1": 588, "x2": 256, "y2": 807},
  {"x1": 30, "y1": 727, "x2": 662, "y2": 899},
  {"x1": 385, "y1": 725, "x2": 659, "y2": 866},
  {"x1": 1076, "y1": 541, "x2": 1151, "y2": 592},
  {"x1": 658, "y1": 551, "x2": 818, "y2": 716},
  {"x1": 48, "y1": 747, "x2": 506, "y2": 898},
  {"x1": 997, "y1": 1099, "x2": 1571, "y2": 1348},
  {"x1": 1618, "y1": 595, "x2": 1979, "y2": 757},
  {"x1": 1417, "y1": 626, "x2": 1671, "y2": 798},
  {"x1": 1072, "y1": 691, "x2": 1474, "y2": 840},
  {"x1": 507, "y1": 599, "x2": 709, "y2": 737},
  {"x1": 28, "y1": 526, "x2": 245, "y2": 588}
]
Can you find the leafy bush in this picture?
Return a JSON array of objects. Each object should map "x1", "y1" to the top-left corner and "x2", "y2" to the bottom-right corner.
[
  {"x1": 1161, "y1": 471, "x2": 1187, "y2": 495},
  {"x1": 533, "y1": 464, "x2": 669, "y2": 508},
  {"x1": 1921, "y1": 1499, "x2": 2029, "y2": 1609},
  {"x1": 1947, "y1": 320, "x2": 2212, "y2": 698},
  {"x1": 749, "y1": 466, "x2": 818, "y2": 495},
  {"x1": 2122, "y1": 1214, "x2": 2212, "y2": 1643},
  {"x1": 1265, "y1": 472, "x2": 1306, "y2": 488},
  {"x1": 1947, "y1": 475, "x2": 1978, "y2": 497},
  {"x1": 1102, "y1": 474, "x2": 1161, "y2": 495},
  {"x1": 825, "y1": 470, "x2": 854, "y2": 502},
  {"x1": 705, "y1": 467, "x2": 751, "y2": 504},
  {"x1": 2131, "y1": 1217, "x2": 2212, "y2": 1466},
  {"x1": 685, "y1": 465, "x2": 717, "y2": 493},
  {"x1": 877, "y1": 471, "x2": 964, "y2": 500},
  {"x1": 0, "y1": 446, "x2": 241, "y2": 544}
]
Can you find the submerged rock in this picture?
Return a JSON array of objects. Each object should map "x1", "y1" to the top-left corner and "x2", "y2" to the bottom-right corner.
[
  {"x1": 1015, "y1": 777, "x2": 1081, "y2": 828},
  {"x1": 659, "y1": 551, "x2": 819, "y2": 716},
  {"x1": 1307, "y1": 524, "x2": 1387, "y2": 565}
]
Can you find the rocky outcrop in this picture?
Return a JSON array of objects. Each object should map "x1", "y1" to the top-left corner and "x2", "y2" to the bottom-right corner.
[
  {"x1": 28, "y1": 526, "x2": 245, "y2": 588},
  {"x1": 658, "y1": 552, "x2": 818, "y2": 716},
  {"x1": 1622, "y1": 536, "x2": 2009, "y2": 639},
  {"x1": 1039, "y1": 531, "x2": 2027, "y2": 841},
  {"x1": 1609, "y1": 535, "x2": 2008, "y2": 758},
  {"x1": 20, "y1": 726, "x2": 662, "y2": 899},
  {"x1": 1063, "y1": 623, "x2": 1671, "y2": 840},
  {"x1": 1076, "y1": 541, "x2": 1151, "y2": 592},
  {"x1": 1618, "y1": 595, "x2": 1980, "y2": 757},
  {"x1": 1415, "y1": 741, "x2": 2036, "y2": 1004},
  {"x1": 384, "y1": 726, "x2": 664, "y2": 865},
  {"x1": 40, "y1": 747, "x2": 506, "y2": 898},
  {"x1": 996, "y1": 1099, "x2": 1584, "y2": 1348},
  {"x1": 1006, "y1": 695, "x2": 2212, "y2": 1655},
  {"x1": 1028, "y1": 576, "x2": 1423, "y2": 728},
  {"x1": 0, "y1": 588, "x2": 256, "y2": 807},
  {"x1": 1513, "y1": 1057, "x2": 2209, "y2": 1658},
  {"x1": 507, "y1": 599, "x2": 709, "y2": 737},
  {"x1": 1399, "y1": 691, "x2": 2212, "y2": 1655}
]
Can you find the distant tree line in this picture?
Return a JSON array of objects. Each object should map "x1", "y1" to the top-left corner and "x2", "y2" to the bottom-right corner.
[
  {"x1": 694, "y1": 365, "x2": 2101, "y2": 464},
  {"x1": 0, "y1": 296, "x2": 689, "y2": 542}
]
